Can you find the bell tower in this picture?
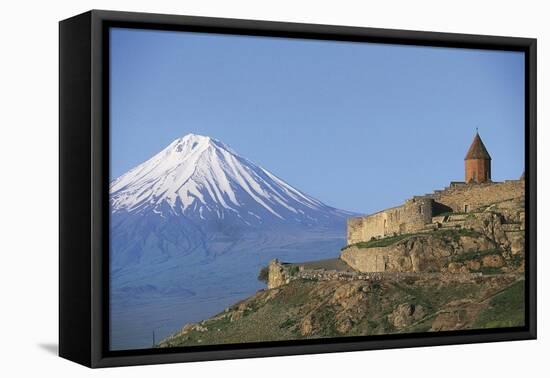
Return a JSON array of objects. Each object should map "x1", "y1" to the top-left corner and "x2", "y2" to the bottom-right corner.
[{"x1": 465, "y1": 131, "x2": 491, "y2": 184}]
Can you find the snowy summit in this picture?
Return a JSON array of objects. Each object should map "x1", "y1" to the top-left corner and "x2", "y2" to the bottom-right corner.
[{"x1": 110, "y1": 133, "x2": 351, "y2": 227}]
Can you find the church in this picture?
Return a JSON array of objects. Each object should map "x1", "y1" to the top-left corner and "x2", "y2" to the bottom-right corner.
[{"x1": 464, "y1": 132, "x2": 492, "y2": 184}]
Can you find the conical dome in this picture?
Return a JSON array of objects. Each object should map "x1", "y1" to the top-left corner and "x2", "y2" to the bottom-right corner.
[{"x1": 465, "y1": 132, "x2": 491, "y2": 160}]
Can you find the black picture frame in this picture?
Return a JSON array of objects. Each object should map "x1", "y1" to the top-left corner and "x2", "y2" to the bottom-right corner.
[{"x1": 59, "y1": 9, "x2": 537, "y2": 368}]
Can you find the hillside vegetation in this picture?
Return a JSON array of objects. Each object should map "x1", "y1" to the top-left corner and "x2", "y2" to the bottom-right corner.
[{"x1": 158, "y1": 275, "x2": 524, "y2": 347}]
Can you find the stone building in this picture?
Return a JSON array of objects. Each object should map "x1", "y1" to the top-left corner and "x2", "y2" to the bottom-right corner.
[{"x1": 347, "y1": 133, "x2": 524, "y2": 245}]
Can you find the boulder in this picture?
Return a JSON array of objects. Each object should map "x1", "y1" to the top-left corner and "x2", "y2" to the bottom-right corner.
[
  {"x1": 459, "y1": 235, "x2": 495, "y2": 252},
  {"x1": 466, "y1": 260, "x2": 481, "y2": 271},
  {"x1": 481, "y1": 254, "x2": 504, "y2": 268},
  {"x1": 300, "y1": 314, "x2": 315, "y2": 336},
  {"x1": 466, "y1": 213, "x2": 508, "y2": 249},
  {"x1": 447, "y1": 262, "x2": 464, "y2": 274},
  {"x1": 430, "y1": 310, "x2": 465, "y2": 331},
  {"x1": 388, "y1": 303, "x2": 426, "y2": 329}
]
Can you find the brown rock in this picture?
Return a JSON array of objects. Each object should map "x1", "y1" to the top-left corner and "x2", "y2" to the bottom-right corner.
[
  {"x1": 430, "y1": 310, "x2": 466, "y2": 331},
  {"x1": 388, "y1": 303, "x2": 426, "y2": 329},
  {"x1": 447, "y1": 262, "x2": 464, "y2": 274},
  {"x1": 482, "y1": 254, "x2": 504, "y2": 268},
  {"x1": 336, "y1": 318, "x2": 353, "y2": 334},
  {"x1": 230, "y1": 311, "x2": 243, "y2": 322},
  {"x1": 300, "y1": 315, "x2": 315, "y2": 336},
  {"x1": 332, "y1": 284, "x2": 357, "y2": 302},
  {"x1": 510, "y1": 234, "x2": 525, "y2": 255},
  {"x1": 175, "y1": 323, "x2": 194, "y2": 337},
  {"x1": 267, "y1": 259, "x2": 287, "y2": 289},
  {"x1": 519, "y1": 211, "x2": 526, "y2": 230}
]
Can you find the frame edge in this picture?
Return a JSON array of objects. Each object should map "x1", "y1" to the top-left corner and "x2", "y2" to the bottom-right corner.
[{"x1": 59, "y1": 11, "x2": 94, "y2": 367}]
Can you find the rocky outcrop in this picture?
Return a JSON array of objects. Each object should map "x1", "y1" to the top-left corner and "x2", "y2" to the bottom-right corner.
[
  {"x1": 299, "y1": 282, "x2": 371, "y2": 336},
  {"x1": 267, "y1": 259, "x2": 288, "y2": 289},
  {"x1": 341, "y1": 231, "x2": 497, "y2": 273},
  {"x1": 388, "y1": 303, "x2": 426, "y2": 329}
]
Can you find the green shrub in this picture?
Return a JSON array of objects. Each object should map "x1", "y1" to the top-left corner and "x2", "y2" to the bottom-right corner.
[
  {"x1": 279, "y1": 318, "x2": 296, "y2": 329},
  {"x1": 288, "y1": 265, "x2": 299, "y2": 276},
  {"x1": 257, "y1": 266, "x2": 269, "y2": 283},
  {"x1": 477, "y1": 266, "x2": 504, "y2": 275},
  {"x1": 451, "y1": 248, "x2": 502, "y2": 263},
  {"x1": 434, "y1": 228, "x2": 481, "y2": 242},
  {"x1": 345, "y1": 233, "x2": 416, "y2": 249}
]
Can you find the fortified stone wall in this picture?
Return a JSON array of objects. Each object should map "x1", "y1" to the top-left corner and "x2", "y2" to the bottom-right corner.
[
  {"x1": 433, "y1": 180, "x2": 524, "y2": 213},
  {"x1": 347, "y1": 197, "x2": 433, "y2": 245},
  {"x1": 347, "y1": 179, "x2": 524, "y2": 246}
]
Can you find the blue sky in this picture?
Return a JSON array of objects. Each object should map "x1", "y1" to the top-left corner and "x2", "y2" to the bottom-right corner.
[{"x1": 110, "y1": 28, "x2": 525, "y2": 214}]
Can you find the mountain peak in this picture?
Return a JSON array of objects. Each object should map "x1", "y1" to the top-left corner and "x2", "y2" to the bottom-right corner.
[
  {"x1": 167, "y1": 133, "x2": 234, "y2": 157},
  {"x1": 110, "y1": 134, "x2": 353, "y2": 227},
  {"x1": 169, "y1": 133, "x2": 212, "y2": 152},
  {"x1": 175, "y1": 133, "x2": 211, "y2": 144}
]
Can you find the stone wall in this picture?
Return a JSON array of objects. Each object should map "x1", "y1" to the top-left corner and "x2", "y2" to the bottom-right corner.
[
  {"x1": 433, "y1": 180, "x2": 524, "y2": 213},
  {"x1": 266, "y1": 259, "x2": 484, "y2": 289},
  {"x1": 346, "y1": 180, "x2": 524, "y2": 246},
  {"x1": 347, "y1": 197, "x2": 434, "y2": 245},
  {"x1": 341, "y1": 245, "x2": 391, "y2": 272}
]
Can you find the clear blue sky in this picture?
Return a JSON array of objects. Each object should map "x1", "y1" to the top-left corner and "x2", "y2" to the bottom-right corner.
[{"x1": 110, "y1": 27, "x2": 525, "y2": 214}]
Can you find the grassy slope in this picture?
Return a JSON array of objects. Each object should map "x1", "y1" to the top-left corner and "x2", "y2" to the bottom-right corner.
[
  {"x1": 473, "y1": 280, "x2": 525, "y2": 329},
  {"x1": 343, "y1": 228, "x2": 482, "y2": 250},
  {"x1": 159, "y1": 275, "x2": 524, "y2": 348}
]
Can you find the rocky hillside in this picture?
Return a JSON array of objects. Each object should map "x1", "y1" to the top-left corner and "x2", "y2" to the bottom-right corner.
[
  {"x1": 158, "y1": 274, "x2": 524, "y2": 347},
  {"x1": 158, "y1": 195, "x2": 525, "y2": 348}
]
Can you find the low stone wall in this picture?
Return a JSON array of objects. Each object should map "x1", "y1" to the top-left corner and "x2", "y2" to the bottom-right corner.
[{"x1": 266, "y1": 259, "x2": 485, "y2": 289}]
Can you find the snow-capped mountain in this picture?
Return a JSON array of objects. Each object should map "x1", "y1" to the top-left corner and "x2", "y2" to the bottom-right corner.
[
  {"x1": 110, "y1": 133, "x2": 352, "y2": 228},
  {"x1": 109, "y1": 133, "x2": 356, "y2": 350}
]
